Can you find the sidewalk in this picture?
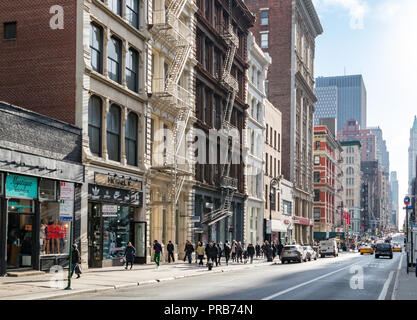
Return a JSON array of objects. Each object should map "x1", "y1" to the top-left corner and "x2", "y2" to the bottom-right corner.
[
  {"x1": 394, "y1": 265, "x2": 417, "y2": 300},
  {"x1": 0, "y1": 257, "x2": 274, "y2": 300}
]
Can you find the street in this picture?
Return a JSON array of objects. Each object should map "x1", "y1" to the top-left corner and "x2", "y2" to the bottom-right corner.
[{"x1": 56, "y1": 250, "x2": 403, "y2": 300}]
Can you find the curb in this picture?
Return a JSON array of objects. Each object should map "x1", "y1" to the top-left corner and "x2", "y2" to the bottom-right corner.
[{"x1": 24, "y1": 261, "x2": 274, "y2": 300}]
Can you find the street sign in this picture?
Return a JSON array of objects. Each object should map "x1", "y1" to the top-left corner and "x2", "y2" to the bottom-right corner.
[
  {"x1": 404, "y1": 196, "x2": 411, "y2": 205},
  {"x1": 59, "y1": 182, "x2": 74, "y2": 221},
  {"x1": 403, "y1": 206, "x2": 414, "y2": 210}
]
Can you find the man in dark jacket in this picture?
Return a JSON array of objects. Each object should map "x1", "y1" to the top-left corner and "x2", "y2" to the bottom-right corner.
[
  {"x1": 264, "y1": 240, "x2": 273, "y2": 262},
  {"x1": 167, "y1": 241, "x2": 175, "y2": 263},
  {"x1": 205, "y1": 241, "x2": 218, "y2": 266},
  {"x1": 223, "y1": 241, "x2": 231, "y2": 265},
  {"x1": 216, "y1": 243, "x2": 222, "y2": 266},
  {"x1": 277, "y1": 242, "x2": 284, "y2": 260},
  {"x1": 255, "y1": 244, "x2": 261, "y2": 258},
  {"x1": 237, "y1": 241, "x2": 243, "y2": 263},
  {"x1": 247, "y1": 244, "x2": 255, "y2": 264},
  {"x1": 70, "y1": 244, "x2": 81, "y2": 278},
  {"x1": 184, "y1": 240, "x2": 194, "y2": 264},
  {"x1": 124, "y1": 242, "x2": 136, "y2": 270},
  {"x1": 153, "y1": 240, "x2": 163, "y2": 269}
]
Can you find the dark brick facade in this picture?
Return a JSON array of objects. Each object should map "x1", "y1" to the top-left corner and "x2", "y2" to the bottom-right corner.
[
  {"x1": 0, "y1": 102, "x2": 81, "y2": 163},
  {"x1": 0, "y1": 0, "x2": 77, "y2": 124}
]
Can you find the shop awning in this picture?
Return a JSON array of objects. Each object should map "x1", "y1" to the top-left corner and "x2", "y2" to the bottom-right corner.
[{"x1": 271, "y1": 219, "x2": 288, "y2": 233}]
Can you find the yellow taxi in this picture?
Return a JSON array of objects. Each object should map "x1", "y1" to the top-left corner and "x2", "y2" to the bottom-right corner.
[
  {"x1": 359, "y1": 245, "x2": 374, "y2": 255},
  {"x1": 393, "y1": 243, "x2": 402, "y2": 252}
]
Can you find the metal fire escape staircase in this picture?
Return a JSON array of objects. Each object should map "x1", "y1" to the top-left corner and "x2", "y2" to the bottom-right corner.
[
  {"x1": 149, "y1": 0, "x2": 194, "y2": 206},
  {"x1": 202, "y1": 21, "x2": 239, "y2": 226}
]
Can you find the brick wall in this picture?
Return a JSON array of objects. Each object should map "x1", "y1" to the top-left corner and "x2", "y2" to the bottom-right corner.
[
  {"x1": 0, "y1": 102, "x2": 82, "y2": 162},
  {"x1": 0, "y1": 0, "x2": 77, "y2": 124},
  {"x1": 245, "y1": 0, "x2": 293, "y2": 181}
]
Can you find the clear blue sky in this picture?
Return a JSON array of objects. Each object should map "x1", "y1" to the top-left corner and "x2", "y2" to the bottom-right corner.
[{"x1": 313, "y1": 0, "x2": 417, "y2": 227}]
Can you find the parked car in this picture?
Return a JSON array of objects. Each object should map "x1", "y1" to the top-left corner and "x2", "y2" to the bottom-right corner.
[
  {"x1": 319, "y1": 239, "x2": 339, "y2": 258},
  {"x1": 281, "y1": 245, "x2": 307, "y2": 264},
  {"x1": 360, "y1": 245, "x2": 374, "y2": 255},
  {"x1": 303, "y1": 246, "x2": 317, "y2": 261},
  {"x1": 375, "y1": 243, "x2": 393, "y2": 259}
]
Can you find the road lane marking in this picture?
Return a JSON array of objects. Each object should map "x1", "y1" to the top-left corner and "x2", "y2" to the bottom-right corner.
[
  {"x1": 262, "y1": 262, "x2": 361, "y2": 300},
  {"x1": 378, "y1": 270, "x2": 394, "y2": 300},
  {"x1": 391, "y1": 253, "x2": 404, "y2": 300}
]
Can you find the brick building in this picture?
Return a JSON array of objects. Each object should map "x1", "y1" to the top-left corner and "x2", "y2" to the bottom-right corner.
[
  {"x1": 0, "y1": 1, "x2": 149, "y2": 268},
  {"x1": 194, "y1": 0, "x2": 254, "y2": 244},
  {"x1": 312, "y1": 125, "x2": 343, "y2": 238},
  {"x1": 245, "y1": 0, "x2": 323, "y2": 244}
]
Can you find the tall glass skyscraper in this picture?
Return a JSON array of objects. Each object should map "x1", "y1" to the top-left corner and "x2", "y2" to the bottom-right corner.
[
  {"x1": 314, "y1": 86, "x2": 338, "y2": 126},
  {"x1": 316, "y1": 75, "x2": 367, "y2": 130}
]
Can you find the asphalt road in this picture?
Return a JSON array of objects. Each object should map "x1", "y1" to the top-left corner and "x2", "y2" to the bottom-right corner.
[{"x1": 57, "y1": 236, "x2": 404, "y2": 300}]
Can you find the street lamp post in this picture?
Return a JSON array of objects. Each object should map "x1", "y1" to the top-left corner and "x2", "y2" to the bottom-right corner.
[{"x1": 269, "y1": 176, "x2": 282, "y2": 243}]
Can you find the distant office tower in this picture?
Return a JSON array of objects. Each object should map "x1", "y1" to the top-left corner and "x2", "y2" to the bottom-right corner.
[
  {"x1": 316, "y1": 75, "x2": 367, "y2": 130},
  {"x1": 409, "y1": 116, "x2": 417, "y2": 194},
  {"x1": 369, "y1": 127, "x2": 390, "y2": 174},
  {"x1": 390, "y1": 172, "x2": 399, "y2": 229},
  {"x1": 314, "y1": 86, "x2": 338, "y2": 127}
]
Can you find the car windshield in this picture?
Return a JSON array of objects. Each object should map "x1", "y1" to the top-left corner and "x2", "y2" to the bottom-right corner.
[
  {"x1": 284, "y1": 246, "x2": 297, "y2": 250},
  {"x1": 377, "y1": 244, "x2": 391, "y2": 249}
]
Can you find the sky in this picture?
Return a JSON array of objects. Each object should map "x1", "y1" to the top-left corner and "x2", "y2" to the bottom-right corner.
[{"x1": 312, "y1": 0, "x2": 417, "y2": 228}]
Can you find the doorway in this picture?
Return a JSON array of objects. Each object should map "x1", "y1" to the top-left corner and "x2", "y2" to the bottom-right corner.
[
  {"x1": 88, "y1": 202, "x2": 102, "y2": 268},
  {"x1": 131, "y1": 221, "x2": 146, "y2": 264},
  {"x1": 6, "y1": 199, "x2": 35, "y2": 269}
]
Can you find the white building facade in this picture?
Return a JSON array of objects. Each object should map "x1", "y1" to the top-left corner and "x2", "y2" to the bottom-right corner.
[{"x1": 244, "y1": 33, "x2": 271, "y2": 246}]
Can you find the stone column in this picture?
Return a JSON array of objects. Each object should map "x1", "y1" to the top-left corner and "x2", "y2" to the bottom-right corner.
[
  {"x1": 103, "y1": 27, "x2": 110, "y2": 77},
  {"x1": 122, "y1": 40, "x2": 128, "y2": 88}
]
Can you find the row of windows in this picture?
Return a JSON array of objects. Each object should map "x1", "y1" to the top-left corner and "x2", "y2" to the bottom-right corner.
[
  {"x1": 88, "y1": 95, "x2": 139, "y2": 166},
  {"x1": 265, "y1": 124, "x2": 281, "y2": 151},
  {"x1": 90, "y1": 23, "x2": 141, "y2": 93},
  {"x1": 265, "y1": 153, "x2": 280, "y2": 178},
  {"x1": 102, "y1": 0, "x2": 141, "y2": 29}
]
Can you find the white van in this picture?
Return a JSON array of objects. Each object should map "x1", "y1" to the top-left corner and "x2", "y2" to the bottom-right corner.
[{"x1": 319, "y1": 239, "x2": 339, "y2": 258}]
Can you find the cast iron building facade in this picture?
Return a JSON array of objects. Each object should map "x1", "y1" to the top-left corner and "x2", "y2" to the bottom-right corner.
[
  {"x1": 316, "y1": 75, "x2": 367, "y2": 131},
  {"x1": 245, "y1": 0, "x2": 323, "y2": 244},
  {"x1": 193, "y1": 0, "x2": 254, "y2": 244}
]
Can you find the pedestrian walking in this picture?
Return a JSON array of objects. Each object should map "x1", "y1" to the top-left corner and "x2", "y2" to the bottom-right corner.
[
  {"x1": 205, "y1": 241, "x2": 218, "y2": 268},
  {"x1": 277, "y1": 242, "x2": 284, "y2": 261},
  {"x1": 261, "y1": 242, "x2": 266, "y2": 258},
  {"x1": 153, "y1": 240, "x2": 163, "y2": 269},
  {"x1": 223, "y1": 241, "x2": 231, "y2": 265},
  {"x1": 255, "y1": 243, "x2": 261, "y2": 258},
  {"x1": 195, "y1": 242, "x2": 199, "y2": 263},
  {"x1": 183, "y1": 240, "x2": 194, "y2": 263},
  {"x1": 247, "y1": 243, "x2": 255, "y2": 264},
  {"x1": 196, "y1": 241, "x2": 205, "y2": 266},
  {"x1": 216, "y1": 243, "x2": 222, "y2": 266},
  {"x1": 264, "y1": 240, "x2": 273, "y2": 262},
  {"x1": 231, "y1": 240, "x2": 237, "y2": 262},
  {"x1": 124, "y1": 242, "x2": 136, "y2": 270},
  {"x1": 237, "y1": 241, "x2": 243, "y2": 263},
  {"x1": 70, "y1": 244, "x2": 81, "y2": 278},
  {"x1": 272, "y1": 241, "x2": 277, "y2": 260},
  {"x1": 167, "y1": 240, "x2": 175, "y2": 263}
]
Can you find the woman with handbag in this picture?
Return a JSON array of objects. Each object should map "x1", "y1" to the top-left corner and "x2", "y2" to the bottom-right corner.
[
  {"x1": 71, "y1": 244, "x2": 81, "y2": 279},
  {"x1": 124, "y1": 242, "x2": 136, "y2": 270}
]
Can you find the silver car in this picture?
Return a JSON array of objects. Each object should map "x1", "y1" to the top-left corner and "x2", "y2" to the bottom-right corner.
[
  {"x1": 303, "y1": 246, "x2": 317, "y2": 261},
  {"x1": 281, "y1": 245, "x2": 307, "y2": 264}
]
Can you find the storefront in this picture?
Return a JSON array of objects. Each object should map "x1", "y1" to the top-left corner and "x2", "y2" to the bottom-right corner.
[
  {"x1": 0, "y1": 170, "x2": 83, "y2": 275},
  {"x1": 87, "y1": 172, "x2": 145, "y2": 268}
]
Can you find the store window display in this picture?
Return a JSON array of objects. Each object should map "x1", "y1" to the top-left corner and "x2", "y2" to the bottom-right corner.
[
  {"x1": 103, "y1": 206, "x2": 130, "y2": 260},
  {"x1": 40, "y1": 202, "x2": 69, "y2": 255}
]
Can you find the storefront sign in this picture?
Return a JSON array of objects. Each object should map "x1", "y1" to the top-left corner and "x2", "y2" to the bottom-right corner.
[
  {"x1": 95, "y1": 173, "x2": 142, "y2": 191},
  {"x1": 102, "y1": 205, "x2": 119, "y2": 217},
  {"x1": 293, "y1": 216, "x2": 310, "y2": 225},
  {"x1": 88, "y1": 184, "x2": 143, "y2": 206},
  {"x1": 59, "y1": 182, "x2": 74, "y2": 221},
  {"x1": 6, "y1": 174, "x2": 38, "y2": 199}
]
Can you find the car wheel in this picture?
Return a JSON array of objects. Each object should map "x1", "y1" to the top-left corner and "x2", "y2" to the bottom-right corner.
[
  {"x1": 314, "y1": 256, "x2": 317, "y2": 260},
  {"x1": 299, "y1": 258, "x2": 303, "y2": 263},
  {"x1": 375, "y1": 255, "x2": 379, "y2": 259},
  {"x1": 321, "y1": 254, "x2": 325, "y2": 258},
  {"x1": 361, "y1": 253, "x2": 363, "y2": 255},
  {"x1": 390, "y1": 255, "x2": 393, "y2": 259}
]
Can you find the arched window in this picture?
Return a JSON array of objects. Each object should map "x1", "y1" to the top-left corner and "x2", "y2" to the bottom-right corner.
[
  {"x1": 107, "y1": 105, "x2": 121, "y2": 161},
  {"x1": 88, "y1": 96, "x2": 102, "y2": 156},
  {"x1": 125, "y1": 112, "x2": 138, "y2": 166}
]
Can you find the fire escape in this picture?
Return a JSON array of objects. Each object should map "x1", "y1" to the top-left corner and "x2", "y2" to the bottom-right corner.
[
  {"x1": 201, "y1": 18, "x2": 240, "y2": 226},
  {"x1": 149, "y1": 0, "x2": 194, "y2": 206}
]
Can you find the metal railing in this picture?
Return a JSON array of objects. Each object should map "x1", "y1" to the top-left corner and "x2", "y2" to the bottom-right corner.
[
  {"x1": 220, "y1": 176, "x2": 238, "y2": 189},
  {"x1": 152, "y1": 10, "x2": 193, "y2": 47},
  {"x1": 152, "y1": 78, "x2": 193, "y2": 109}
]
